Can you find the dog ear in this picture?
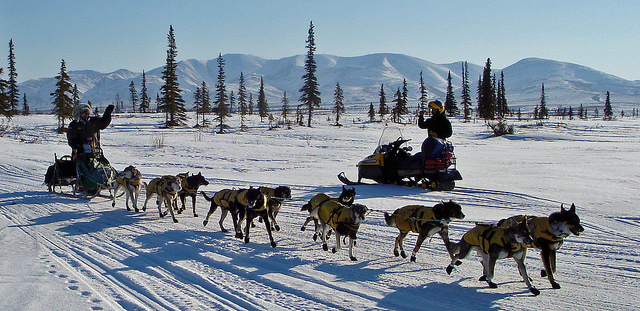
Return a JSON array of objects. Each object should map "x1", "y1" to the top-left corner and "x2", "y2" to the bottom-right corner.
[{"x1": 569, "y1": 203, "x2": 576, "y2": 213}]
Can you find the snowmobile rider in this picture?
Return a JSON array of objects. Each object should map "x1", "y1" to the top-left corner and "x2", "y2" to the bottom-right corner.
[
  {"x1": 418, "y1": 100, "x2": 452, "y2": 156},
  {"x1": 67, "y1": 103, "x2": 115, "y2": 164}
]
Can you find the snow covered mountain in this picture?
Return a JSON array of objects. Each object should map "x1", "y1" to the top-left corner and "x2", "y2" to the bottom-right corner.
[{"x1": 18, "y1": 53, "x2": 640, "y2": 114}]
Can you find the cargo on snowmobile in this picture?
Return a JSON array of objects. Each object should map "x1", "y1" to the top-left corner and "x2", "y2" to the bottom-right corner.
[{"x1": 338, "y1": 127, "x2": 462, "y2": 191}]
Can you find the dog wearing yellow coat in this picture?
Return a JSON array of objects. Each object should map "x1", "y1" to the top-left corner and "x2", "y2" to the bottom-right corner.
[
  {"x1": 111, "y1": 165, "x2": 142, "y2": 212},
  {"x1": 142, "y1": 175, "x2": 182, "y2": 223}
]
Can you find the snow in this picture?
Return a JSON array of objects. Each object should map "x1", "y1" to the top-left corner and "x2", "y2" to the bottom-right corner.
[{"x1": 1, "y1": 112, "x2": 639, "y2": 310}]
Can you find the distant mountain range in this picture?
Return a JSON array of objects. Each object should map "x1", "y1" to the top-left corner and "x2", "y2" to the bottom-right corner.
[{"x1": 19, "y1": 53, "x2": 640, "y2": 113}]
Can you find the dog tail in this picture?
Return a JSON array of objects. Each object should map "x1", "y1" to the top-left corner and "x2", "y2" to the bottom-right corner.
[
  {"x1": 384, "y1": 212, "x2": 397, "y2": 227},
  {"x1": 300, "y1": 202, "x2": 311, "y2": 212},
  {"x1": 201, "y1": 191, "x2": 213, "y2": 201}
]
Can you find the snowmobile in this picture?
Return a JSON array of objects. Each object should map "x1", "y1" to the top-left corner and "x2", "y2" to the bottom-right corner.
[{"x1": 338, "y1": 127, "x2": 462, "y2": 190}]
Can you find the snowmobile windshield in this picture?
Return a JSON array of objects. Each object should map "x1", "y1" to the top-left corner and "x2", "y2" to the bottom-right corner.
[{"x1": 378, "y1": 127, "x2": 408, "y2": 149}]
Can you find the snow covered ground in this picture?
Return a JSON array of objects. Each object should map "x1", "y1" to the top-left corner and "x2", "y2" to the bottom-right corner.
[{"x1": 0, "y1": 112, "x2": 638, "y2": 310}]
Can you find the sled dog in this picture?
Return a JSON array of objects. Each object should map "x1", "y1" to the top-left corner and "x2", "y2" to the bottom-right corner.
[
  {"x1": 176, "y1": 172, "x2": 209, "y2": 217},
  {"x1": 258, "y1": 185, "x2": 292, "y2": 231},
  {"x1": 202, "y1": 188, "x2": 263, "y2": 238},
  {"x1": 446, "y1": 220, "x2": 539, "y2": 295},
  {"x1": 384, "y1": 200, "x2": 464, "y2": 262},
  {"x1": 300, "y1": 186, "x2": 356, "y2": 234},
  {"x1": 497, "y1": 203, "x2": 584, "y2": 289},
  {"x1": 112, "y1": 165, "x2": 142, "y2": 212},
  {"x1": 308, "y1": 199, "x2": 368, "y2": 261},
  {"x1": 142, "y1": 175, "x2": 182, "y2": 223},
  {"x1": 240, "y1": 188, "x2": 276, "y2": 247}
]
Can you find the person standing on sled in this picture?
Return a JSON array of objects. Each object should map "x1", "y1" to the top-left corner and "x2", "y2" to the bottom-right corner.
[
  {"x1": 418, "y1": 100, "x2": 452, "y2": 157},
  {"x1": 67, "y1": 103, "x2": 116, "y2": 194}
]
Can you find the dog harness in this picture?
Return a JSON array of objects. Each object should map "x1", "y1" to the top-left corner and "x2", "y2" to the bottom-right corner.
[
  {"x1": 213, "y1": 189, "x2": 239, "y2": 208},
  {"x1": 392, "y1": 205, "x2": 445, "y2": 233},
  {"x1": 502, "y1": 215, "x2": 563, "y2": 246},
  {"x1": 463, "y1": 225, "x2": 522, "y2": 254},
  {"x1": 317, "y1": 200, "x2": 360, "y2": 238}
]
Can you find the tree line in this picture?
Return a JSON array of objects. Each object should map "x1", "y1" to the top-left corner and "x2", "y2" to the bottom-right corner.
[{"x1": 0, "y1": 24, "x2": 628, "y2": 131}]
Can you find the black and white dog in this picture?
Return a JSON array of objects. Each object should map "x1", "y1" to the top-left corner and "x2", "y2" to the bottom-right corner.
[
  {"x1": 112, "y1": 166, "x2": 143, "y2": 212},
  {"x1": 176, "y1": 172, "x2": 209, "y2": 217},
  {"x1": 446, "y1": 220, "x2": 539, "y2": 295},
  {"x1": 497, "y1": 203, "x2": 584, "y2": 289}
]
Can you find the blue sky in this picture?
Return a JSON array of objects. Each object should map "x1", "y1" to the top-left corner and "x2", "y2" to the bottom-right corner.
[{"x1": 2, "y1": 0, "x2": 639, "y2": 82}]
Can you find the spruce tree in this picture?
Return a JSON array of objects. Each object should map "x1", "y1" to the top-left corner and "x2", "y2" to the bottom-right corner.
[
  {"x1": 257, "y1": 76, "x2": 269, "y2": 121},
  {"x1": 281, "y1": 91, "x2": 290, "y2": 125},
  {"x1": 333, "y1": 82, "x2": 344, "y2": 126},
  {"x1": 72, "y1": 84, "x2": 80, "y2": 106},
  {"x1": 299, "y1": 21, "x2": 321, "y2": 127},
  {"x1": 22, "y1": 93, "x2": 29, "y2": 115},
  {"x1": 194, "y1": 81, "x2": 211, "y2": 127},
  {"x1": 477, "y1": 58, "x2": 496, "y2": 119},
  {"x1": 378, "y1": 84, "x2": 388, "y2": 120},
  {"x1": 444, "y1": 71, "x2": 458, "y2": 116},
  {"x1": 538, "y1": 83, "x2": 548, "y2": 119},
  {"x1": 401, "y1": 78, "x2": 408, "y2": 109},
  {"x1": 159, "y1": 25, "x2": 187, "y2": 127},
  {"x1": 7, "y1": 39, "x2": 19, "y2": 115},
  {"x1": 418, "y1": 71, "x2": 428, "y2": 112},
  {"x1": 214, "y1": 54, "x2": 230, "y2": 133},
  {"x1": 391, "y1": 87, "x2": 407, "y2": 123},
  {"x1": 461, "y1": 62, "x2": 472, "y2": 121},
  {"x1": 496, "y1": 71, "x2": 508, "y2": 119},
  {"x1": 238, "y1": 73, "x2": 248, "y2": 131},
  {"x1": 0, "y1": 68, "x2": 10, "y2": 119},
  {"x1": 603, "y1": 91, "x2": 613, "y2": 120},
  {"x1": 129, "y1": 81, "x2": 138, "y2": 112},
  {"x1": 139, "y1": 70, "x2": 151, "y2": 113},
  {"x1": 368, "y1": 102, "x2": 376, "y2": 122},
  {"x1": 50, "y1": 59, "x2": 74, "y2": 131}
]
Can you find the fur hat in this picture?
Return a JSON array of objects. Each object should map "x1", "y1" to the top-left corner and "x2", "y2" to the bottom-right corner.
[{"x1": 73, "y1": 103, "x2": 92, "y2": 120}]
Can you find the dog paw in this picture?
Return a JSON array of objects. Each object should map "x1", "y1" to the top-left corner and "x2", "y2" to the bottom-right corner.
[
  {"x1": 529, "y1": 286, "x2": 540, "y2": 296},
  {"x1": 300, "y1": 226, "x2": 306, "y2": 231},
  {"x1": 332, "y1": 248, "x2": 337, "y2": 254},
  {"x1": 350, "y1": 256, "x2": 358, "y2": 261},
  {"x1": 202, "y1": 220, "x2": 209, "y2": 226},
  {"x1": 401, "y1": 251, "x2": 407, "y2": 258},
  {"x1": 410, "y1": 256, "x2": 416, "y2": 262},
  {"x1": 478, "y1": 275, "x2": 487, "y2": 281},
  {"x1": 446, "y1": 265, "x2": 454, "y2": 275},
  {"x1": 235, "y1": 232, "x2": 244, "y2": 239},
  {"x1": 244, "y1": 238, "x2": 250, "y2": 244},
  {"x1": 455, "y1": 260, "x2": 462, "y2": 266},
  {"x1": 487, "y1": 281, "x2": 498, "y2": 289},
  {"x1": 551, "y1": 281, "x2": 561, "y2": 289},
  {"x1": 274, "y1": 225, "x2": 280, "y2": 231},
  {"x1": 322, "y1": 244, "x2": 328, "y2": 251},
  {"x1": 112, "y1": 202, "x2": 116, "y2": 207},
  {"x1": 172, "y1": 218, "x2": 178, "y2": 223},
  {"x1": 541, "y1": 269, "x2": 547, "y2": 277},
  {"x1": 193, "y1": 214, "x2": 198, "y2": 217},
  {"x1": 393, "y1": 249, "x2": 399, "y2": 257},
  {"x1": 271, "y1": 241, "x2": 277, "y2": 248}
]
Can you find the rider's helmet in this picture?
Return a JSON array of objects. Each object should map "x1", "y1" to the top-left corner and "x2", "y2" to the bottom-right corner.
[
  {"x1": 428, "y1": 100, "x2": 444, "y2": 114},
  {"x1": 73, "y1": 103, "x2": 92, "y2": 121}
]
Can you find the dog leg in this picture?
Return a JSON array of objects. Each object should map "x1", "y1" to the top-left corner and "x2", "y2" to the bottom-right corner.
[
  {"x1": 347, "y1": 236, "x2": 357, "y2": 261},
  {"x1": 541, "y1": 247, "x2": 561, "y2": 289},
  {"x1": 411, "y1": 231, "x2": 430, "y2": 262},
  {"x1": 319, "y1": 224, "x2": 329, "y2": 251},
  {"x1": 111, "y1": 183, "x2": 120, "y2": 208},
  {"x1": 218, "y1": 209, "x2": 229, "y2": 232},
  {"x1": 332, "y1": 232, "x2": 342, "y2": 254},
  {"x1": 165, "y1": 195, "x2": 178, "y2": 223},
  {"x1": 446, "y1": 241, "x2": 469, "y2": 275},
  {"x1": 482, "y1": 253, "x2": 498, "y2": 289},
  {"x1": 232, "y1": 209, "x2": 244, "y2": 239},
  {"x1": 394, "y1": 231, "x2": 408, "y2": 258},
  {"x1": 261, "y1": 214, "x2": 277, "y2": 248},
  {"x1": 514, "y1": 249, "x2": 539, "y2": 295},
  {"x1": 132, "y1": 185, "x2": 141, "y2": 212},
  {"x1": 243, "y1": 214, "x2": 253, "y2": 244},
  {"x1": 191, "y1": 194, "x2": 198, "y2": 217}
]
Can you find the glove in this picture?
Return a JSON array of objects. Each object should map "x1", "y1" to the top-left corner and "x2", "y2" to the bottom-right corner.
[{"x1": 105, "y1": 105, "x2": 115, "y2": 114}]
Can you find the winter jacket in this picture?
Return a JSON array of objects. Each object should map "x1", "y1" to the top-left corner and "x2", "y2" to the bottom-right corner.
[
  {"x1": 67, "y1": 105, "x2": 114, "y2": 158},
  {"x1": 418, "y1": 112, "x2": 452, "y2": 139}
]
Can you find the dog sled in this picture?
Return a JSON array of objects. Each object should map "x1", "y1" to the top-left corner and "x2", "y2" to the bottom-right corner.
[
  {"x1": 338, "y1": 127, "x2": 462, "y2": 191},
  {"x1": 45, "y1": 153, "x2": 118, "y2": 198}
]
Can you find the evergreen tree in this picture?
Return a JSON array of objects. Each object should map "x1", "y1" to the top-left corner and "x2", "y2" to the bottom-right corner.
[
  {"x1": 159, "y1": 25, "x2": 187, "y2": 127},
  {"x1": 578, "y1": 104, "x2": 585, "y2": 120},
  {"x1": 538, "y1": 83, "x2": 548, "y2": 119},
  {"x1": 418, "y1": 71, "x2": 428, "y2": 112},
  {"x1": 214, "y1": 54, "x2": 230, "y2": 133},
  {"x1": 367, "y1": 102, "x2": 376, "y2": 122},
  {"x1": 238, "y1": 73, "x2": 248, "y2": 131},
  {"x1": 72, "y1": 84, "x2": 80, "y2": 106},
  {"x1": 281, "y1": 91, "x2": 290, "y2": 125},
  {"x1": 50, "y1": 59, "x2": 74, "y2": 131},
  {"x1": 477, "y1": 58, "x2": 496, "y2": 119},
  {"x1": 378, "y1": 83, "x2": 388, "y2": 120},
  {"x1": 568, "y1": 106, "x2": 574, "y2": 120},
  {"x1": 22, "y1": 93, "x2": 29, "y2": 115},
  {"x1": 461, "y1": 61, "x2": 472, "y2": 121},
  {"x1": 129, "y1": 81, "x2": 138, "y2": 112},
  {"x1": 401, "y1": 78, "x2": 409, "y2": 109},
  {"x1": 257, "y1": 76, "x2": 269, "y2": 121},
  {"x1": 228, "y1": 91, "x2": 235, "y2": 114},
  {"x1": 139, "y1": 70, "x2": 151, "y2": 113},
  {"x1": 333, "y1": 82, "x2": 344, "y2": 125},
  {"x1": 7, "y1": 39, "x2": 19, "y2": 115},
  {"x1": 391, "y1": 87, "x2": 407, "y2": 123},
  {"x1": 496, "y1": 71, "x2": 509, "y2": 119},
  {"x1": 249, "y1": 93, "x2": 254, "y2": 115},
  {"x1": 0, "y1": 68, "x2": 10, "y2": 119},
  {"x1": 444, "y1": 71, "x2": 458, "y2": 116},
  {"x1": 194, "y1": 81, "x2": 211, "y2": 127},
  {"x1": 299, "y1": 21, "x2": 321, "y2": 127},
  {"x1": 603, "y1": 91, "x2": 613, "y2": 120}
]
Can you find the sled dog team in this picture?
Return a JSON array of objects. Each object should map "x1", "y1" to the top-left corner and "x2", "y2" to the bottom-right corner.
[{"x1": 110, "y1": 166, "x2": 583, "y2": 296}]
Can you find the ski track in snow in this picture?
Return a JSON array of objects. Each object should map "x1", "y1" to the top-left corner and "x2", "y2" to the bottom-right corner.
[{"x1": 1, "y1": 113, "x2": 639, "y2": 310}]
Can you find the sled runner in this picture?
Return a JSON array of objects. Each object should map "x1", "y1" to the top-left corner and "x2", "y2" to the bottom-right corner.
[
  {"x1": 45, "y1": 154, "x2": 77, "y2": 193},
  {"x1": 339, "y1": 127, "x2": 462, "y2": 190}
]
